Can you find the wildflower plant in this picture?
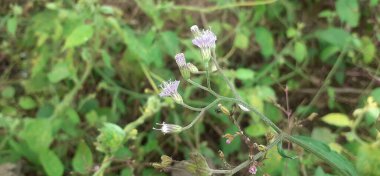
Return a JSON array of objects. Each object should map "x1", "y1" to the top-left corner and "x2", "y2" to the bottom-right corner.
[{"x1": 153, "y1": 25, "x2": 358, "y2": 176}]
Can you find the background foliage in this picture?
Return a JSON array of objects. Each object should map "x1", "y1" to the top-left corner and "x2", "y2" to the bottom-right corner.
[{"x1": 0, "y1": 0, "x2": 379, "y2": 175}]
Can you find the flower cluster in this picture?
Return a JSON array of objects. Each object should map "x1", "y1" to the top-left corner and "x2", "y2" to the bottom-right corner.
[
  {"x1": 158, "y1": 80, "x2": 182, "y2": 103},
  {"x1": 175, "y1": 53, "x2": 198, "y2": 79},
  {"x1": 191, "y1": 25, "x2": 217, "y2": 61}
]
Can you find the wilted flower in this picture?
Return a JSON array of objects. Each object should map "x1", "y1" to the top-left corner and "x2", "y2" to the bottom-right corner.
[
  {"x1": 159, "y1": 80, "x2": 183, "y2": 103},
  {"x1": 190, "y1": 25, "x2": 201, "y2": 36},
  {"x1": 153, "y1": 122, "x2": 183, "y2": 134},
  {"x1": 248, "y1": 163, "x2": 257, "y2": 175},
  {"x1": 191, "y1": 26, "x2": 217, "y2": 61}
]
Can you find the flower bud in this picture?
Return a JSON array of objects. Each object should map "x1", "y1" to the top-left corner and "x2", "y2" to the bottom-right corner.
[
  {"x1": 218, "y1": 103, "x2": 231, "y2": 116},
  {"x1": 186, "y1": 63, "x2": 199, "y2": 73},
  {"x1": 153, "y1": 122, "x2": 183, "y2": 134}
]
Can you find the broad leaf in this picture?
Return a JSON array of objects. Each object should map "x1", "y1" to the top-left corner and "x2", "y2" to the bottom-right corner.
[
  {"x1": 336, "y1": 0, "x2": 359, "y2": 27},
  {"x1": 321, "y1": 113, "x2": 352, "y2": 127},
  {"x1": 72, "y1": 141, "x2": 93, "y2": 174},
  {"x1": 39, "y1": 150, "x2": 64, "y2": 176},
  {"x1": 291, "y1": 136, "x2": 357, "y2": 176},
  {"x1": 64, "y1": 24, "x2": 94, "y2": 49}
]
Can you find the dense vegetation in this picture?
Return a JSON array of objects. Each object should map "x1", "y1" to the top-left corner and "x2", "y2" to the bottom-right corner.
[{"x1": 0, "y1": 0, "x2": 379, "y2": 175}]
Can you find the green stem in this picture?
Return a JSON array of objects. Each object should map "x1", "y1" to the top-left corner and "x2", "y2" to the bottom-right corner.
[
  {"x1": 180, "y1": 103, "x2": 203, "y2": 112},
  {"x1": 302, "y1": 46, "x2": 348, "y2": 117},
  {"x1": 206, "y1": 61, "x2": 212, "y2": 90},
  {"x1": 93, "y1": 155, "x2": 113, "y2": 176},
  {"x1": 181, "y1": 98, "x2": 221, "y2": 131},
  {"x1": 186, "y1": 79, "x2": 219, "y2": 97}
]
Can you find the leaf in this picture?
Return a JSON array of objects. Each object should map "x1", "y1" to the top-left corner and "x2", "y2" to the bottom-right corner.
[
  {"x1": 371, "y1": 88, "x2": 380, "y2": 104},
  {"x1": 48, "y1": 61, "x2": 71, "y2": 83},
  {"x1": 95, "y1": 123, "x2": 126, "y2": 154},
  {"x1": 64, "y1": 24, "x2": 94, "y2": 49},
  {"x1": 2, "y1": 86, "x2": 16, "y2": 99},
  {"x1": 360, "y1": 36, "x2": 375, "y2": 64},
  {"x1": 277, "y1": 140, "x2": 297, "y2": 159},
  {"x1": 356, "y1": 144, "x2": 380, "y2": 175},
  {"x1": 18, "y1": 96, "x2": 37, "y2": 110},
  {"x1": 18, "y1": 119, "x2": 53, "y2": 152},
  {"x1": 336, "y1": 0, "x2": 360, "y2": 27},
  {"x1": 160, "y1": 31, "x2": 179, "y2": 56},
  {"x1": 234, "y1": 33, "x2": 249, "y2": 50},
  {"x1": 72, "y1": 141, "x2": 93, "y2": 174},
  {"x1": 6, "y1": 17, "x2": 18, "y2": 36},
  {"x1": 39, "y1": 150, "x2": 64, "y2": 176},
  {"x1": 321, "y1": 113, "x2": 352, "y2": 127},
  {"x1": 293, "y1": 41, "x2": 307, "y2": 62},
  {"x1": 316, "y1": 28, "x2": 351, "y2": 48},
  {"x1": 236, "y1": 68, "x2": 254, "y2": 80},
  {"x1": 311, "y1": 127, "x2": 336, "y2": 144},
  {"x1": 245, "y1": 122, "x2": 267, "y2": 137},
  {"x1": 291, "y1": 136, "x2": 358, "y2": 176},
  {"x1": 254, "y1": 27, "x2": 274, "y2": 59}
]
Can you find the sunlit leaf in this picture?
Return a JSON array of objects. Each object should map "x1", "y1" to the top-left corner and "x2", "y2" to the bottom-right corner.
[
  {"x1": 321, "y1": 113, "x2": 352, "y2": 127},
  {"x1": 64, "y1": 24, "x2": 94, "y2": 49}
]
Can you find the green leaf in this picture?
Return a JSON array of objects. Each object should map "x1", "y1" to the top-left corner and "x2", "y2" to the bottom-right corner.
[
  {"x1": 6, "y1": 17, "x2": 18, "y2": 36},
  {"x1": 18, "y1": 96, "x2": 37, "y2": 110},
  {"x1": 48, "y1": 61, "x2": 71, "y2": 83},
  {"x1": 321, "y1": 46, "x2": 340, "y2": 62},
  {"x1": 64, "y1": 24, "x2": 94, "y2": 49},
  {"x1": 360, "y1": 36, "x2": 375, "y2": 64},
  {"x1": 291, "y1": 136, "x2": 358, "y2": 176},
  {"x1": 316, "y1": 28, "x2": 351, "y2": 48},
  {"x1": 160, "y1": 31, "x2": 179, "y2": 56},
  {"x1": 2, "y1": 86, "x2": 16, "y2": 99},
  {"x1": 277, "y1": 140, "x2": 297, "y2": 159},
  {"x1": 321, "y1": 113, "x2": 352, "y2": 127},
  {"x1": 336, "y1": 0, "x2": 360, "y2": 27},
  {"x1": 245, "y1": 122, "x2": 267, "y2": 137},
  {"x1": 293, "y1": 41, "x2": 307, "y2": 62},
  {"x1": 254, "y1": 27, "x2": 274, "y2": 59},
  {"x1": 370, "y1": 88, "x2": 380, "y2": 104},
  {"x1": 234, "y1": 33, "x2": 249, "y2": 50},
  {"x1": 356, "y1": 144, "x2": 380, "y2": 175},
  {"x1": 311, "y1": 127, "x2": 337, "y2": 144},
  {"x1": 72, "y1": 141, "x2": 93, "y2": 174},
  {"x1": 39, "y1": 150, "x2": 64, "y2": 176},
  {"x1": 19, "y1": 119, "x2": 53, "y2": 152},
  {"x1": 235, "y1": 68, "x2": 254, "y2": 80}
]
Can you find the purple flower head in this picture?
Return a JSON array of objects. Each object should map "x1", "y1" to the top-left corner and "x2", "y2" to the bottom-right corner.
[
  {"x1": 159, "y1": 80, "x2": 180, "y2": 97},
  {"x1": 192, "y1": 29, "x2": 217, "y2": 49},
  {"x1": 175, "y1": 53, "x2": 186, "y2": 67},
  {"x1": 248, "y1": 164, "x2": 257, "y2": 175},
  {"x1": 153, "y1": 122, "x2": 183, "y2": 134}
]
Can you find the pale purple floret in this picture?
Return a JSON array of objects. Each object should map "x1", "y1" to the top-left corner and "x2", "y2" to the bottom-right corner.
[
  {"x1": 175, "y1": 53, "x2": 186, "y2": 67},
  {"x1": 192, "y1": 29, "x2": 217, "y2": 49},
  {"x1": 159, "y1": 80, "x2": 180, "y2": 97},
  {"x1": 248, "y1": 164, "x2": 257, "y2": 175}
]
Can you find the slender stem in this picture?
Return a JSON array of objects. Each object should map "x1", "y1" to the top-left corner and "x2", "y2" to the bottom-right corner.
[
  {"x1": 180, "y1": 103, "x2": 203, "y2": 112},
  {"x1": 206, "y1": 61, "x2": 212, "y2": 89},
  {"x1": 302, "y1": 46, "x2": 348, "y2": 117},
  {"x1": 171, "y1": 0, "x2": 277, "y2": 13},
  {"x1": 209, "y1": 135, "x2": 283, "y2": 175},
  {"x1": 181, "y1": 98, "x2": 221, "y2": 131},
  {"x1": 186, "y1": 79, "x2": 219, "y2": 97}
]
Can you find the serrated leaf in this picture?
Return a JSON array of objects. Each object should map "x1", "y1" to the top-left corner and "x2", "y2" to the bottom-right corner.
[
  {"x1": 64, "y1": 24, "x2": 94, "y2": 49},
  {"x1": 254, "y1": 27, "x2": 274, "y2": 59},
  {"x1": 291, "y1": 136, "x2": 358, "y2": 176},
  {"x1": 40, "y1": 150, "x2": 64, "y2": 176},
  {"x1": 321, "y1": 113, "x2": 352, "y2": 127},
  {"x1": 336, "y1": 0, "x2": 359, "y2": 27},
  {"x1": 72, "y1": 141, "x2": 93, "y2": 174}
]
